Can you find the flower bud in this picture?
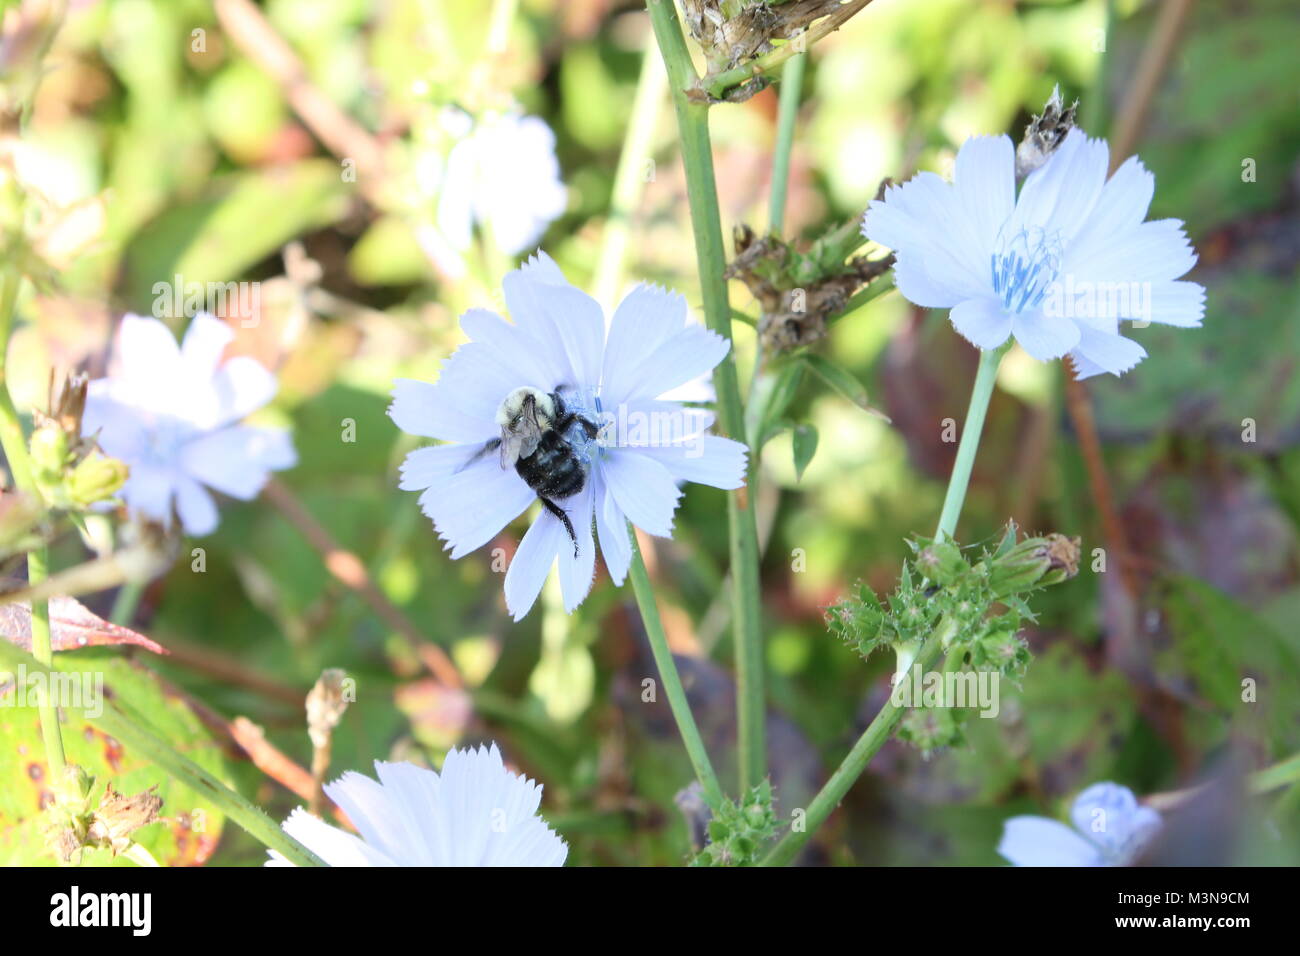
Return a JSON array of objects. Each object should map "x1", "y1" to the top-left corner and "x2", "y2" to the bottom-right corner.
[
  {"x1": 53, "y1": 764, "x2": 95, "y2": 814},
  {"x1": 44, "y1": 764, "x2": 96, "y2": 863},
  {"x1": 28, "y1": 420, "x2": 70, "y2": 483},
  {"x1": 899, "y1": 706, "x2": 964, "y2": 755},
  {"x1": 66, "y1": 450, "x2": 129, "y2": 508},
  {"x1": 973, "y1": 628, "x2": 1029, "y2": 677},
  {"x1": 306, "y1": 668, "x2": 351, "y2": 751},
  {"x1": 988, "y1": 533, "x2": 1080, "y2": 597},
  {"x1": 915, "y1": 540, "x2": 968, "y2": 587}
]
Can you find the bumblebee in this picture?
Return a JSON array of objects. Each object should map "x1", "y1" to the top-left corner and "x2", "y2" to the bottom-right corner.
[{"x1": 475, "y1": 386, "x2": 599, "y2": 555}]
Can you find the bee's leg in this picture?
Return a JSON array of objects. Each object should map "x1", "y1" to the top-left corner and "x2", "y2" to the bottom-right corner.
[
  {"x1": 455, "y1": 438, "x2": 501, "y2": 473},
  {"x1": 539, "y1": 495, "x2": 579, "y2": 558},
  {"x1": 554, "y1": 409, "x2": 600, "y2": 441}
]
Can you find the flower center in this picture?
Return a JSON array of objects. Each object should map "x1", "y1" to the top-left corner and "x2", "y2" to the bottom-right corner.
[
  {"x1": 140, "y1": 415, "x2": 198, "y2": 468},
  {"x1": 990, "y1": 226, "x2": 1062, "y2": 313}
]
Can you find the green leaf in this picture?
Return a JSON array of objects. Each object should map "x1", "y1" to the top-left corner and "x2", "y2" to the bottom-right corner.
[
  {"x1": 123, "y1": 160, "x2": 352, "y2": 309},
  {"x1": 801, "y1": 353, "x2": 871, "y2": 411},
  {"x1": 791, "y1": 423, "x2": 818, "y2": 481},
  {"x1": 1158, "y1": 575, "x2": 1300, "y2": 751},
  {"x1": 0, "y1": 651, "x2": 229, "y2": 866},
  {"x1": 749, "y1": 360, "x2": 804, "y2": 454}
]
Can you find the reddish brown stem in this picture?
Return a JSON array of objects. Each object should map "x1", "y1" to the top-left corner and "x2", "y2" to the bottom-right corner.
[
  {"x1": 1063, "y1": 361, "x2": 1139, "y2": 595},
  {"x1": 1107, "y1": 0, "x2": 1195, "y2": 170},
  {"x1": 213, "y1": 0, "x2": 383, "y2": 179},
  {"x1": 229, "y1": 717, "x2": 353, "y2": 828},
  {"x1": 1061, "y1": 0, "x2": 1196, "y2": 596},
  {"x1": 262, "y1": 478, "x2": 463, "y2": 690},
  {"x1": 162, "y1": 637, "x2": 306, "y2": 705}
]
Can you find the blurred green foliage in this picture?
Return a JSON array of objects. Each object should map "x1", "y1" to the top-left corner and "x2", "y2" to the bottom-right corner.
[{"x1": 2, "y1": 0, "x2": 1298, "y2": 866}]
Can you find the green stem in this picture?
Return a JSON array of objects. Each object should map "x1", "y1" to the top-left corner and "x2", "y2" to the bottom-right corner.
[
  {"x1": 0, "y1": 267, "x2": 34, "y2": 489},
  {"x1": 0, "y1": 264, "x2": 66, "y2": 775},
  {"x1": 760, "y1": 631, "x2": 947, "y2": 866},
  {"x1": 935, "y1": 347, "x2": 1004, "y2": 540},
  {"x1": 648, "y1": 0, "x2": 766, "y2": 793},
  {"x1": 768, "y1": 52, "x2": 806, "y2": 235},
  {"x1": 761, "y1": 347, "x2": 1004, "y2": 865},
  {"x1": 592, "y1": 35, "x2": 666, "y2": 307},
  {"x1": 110, "y1": 579, "x2": 146, "y2": 626},
  {"x1": 25, "y1": 548, "x2": 66, "y2": 775},
  {"x1": 0, "y1": 639, "x2": 324, "y2": 866},
  {"x1": 627, "y1": 532, "x2": 726, "y2": 809}
]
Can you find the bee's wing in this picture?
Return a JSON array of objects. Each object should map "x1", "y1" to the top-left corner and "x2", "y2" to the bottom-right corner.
[
  {"x1": 500, "y1": 397, "x2": 545, "y2": 468},
  {"x1": 499, "y1": 432, "x2": 527, "y2": 468}
]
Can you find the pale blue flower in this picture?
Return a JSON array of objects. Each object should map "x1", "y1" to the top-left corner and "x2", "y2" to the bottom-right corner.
[
  {"x1": 428, "y1": 108, "x2": 568, "y2": 257},
  {"x1": 267, "y1": 744, "x2": 567, "y2": 867},
  {"x1": 389, "y1": 252, "x2": 747, "y2": 620},
  {"x1": 83, "y1": 313, "x2": 296, "y2": 536},
  {"x1": 863, "y1": 130, "x2": 1205, "y2": 377},
  {"x1": 998, "y1": 782, "x2": 1162, "y2": 866}
]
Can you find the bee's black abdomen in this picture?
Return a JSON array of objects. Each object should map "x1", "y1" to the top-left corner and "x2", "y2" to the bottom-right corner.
[{"x1": 516, "y1": 431, "x2": 586, "y2": 500}]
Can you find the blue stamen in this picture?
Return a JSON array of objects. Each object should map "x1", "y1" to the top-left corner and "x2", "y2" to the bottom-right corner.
[{"x1": 990, "y1": 227, "x2": 1062, "y2": 313}]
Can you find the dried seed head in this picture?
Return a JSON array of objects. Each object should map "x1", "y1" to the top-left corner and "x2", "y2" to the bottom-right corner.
[
  {"x1": 86, "y1": 784, "x2": 163, "y2": 856},
  {"x1": 1016, "y1": 84, "x2": 1079, "y2": 180},
  {"x1": 307, "y1": 668, "x2": 351, "y2": 750}
]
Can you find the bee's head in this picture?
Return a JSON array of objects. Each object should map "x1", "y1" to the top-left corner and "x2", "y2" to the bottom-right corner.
[{"x1": 496, "y1": 386, "x2": 556, "y2": 430}]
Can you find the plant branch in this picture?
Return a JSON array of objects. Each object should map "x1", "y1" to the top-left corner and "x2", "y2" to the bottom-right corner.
[
  {"x1": 768, "y1": 52, "x2": 807, "y2": 234},
  {"x1": 1107, "y1": 0, "x2": 1194, "y2": 169},
  {"x1": 699, "y1": 1, "x2": 876, "y2": 101},
  {"x1": 262, "y1": 478, "x2": 463, "y2": 689}
]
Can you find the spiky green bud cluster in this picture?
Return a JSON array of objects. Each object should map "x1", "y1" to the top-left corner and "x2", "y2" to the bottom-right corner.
[
  {"x1": 828, "y1": 522, "x2": 1079, "y2": 675},
  {"x1": 827, "y1": 523, "x2": 1079, "y2": 755},
  {"x1": 690, "y1": 781, "x2": 780, "y2": 867}
]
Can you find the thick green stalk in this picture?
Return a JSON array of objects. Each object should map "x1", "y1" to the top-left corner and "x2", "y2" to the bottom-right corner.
[
  {"x1": 760, "y1": 630, "x2": 947, "y2": 866},
  {"x1": 768, "y1": 52, "x2": 806, "y2": 235},
  {"x1": 627, "y1": 533, "x2": 726, "y2": 809},
  {"x1": 0, "y1": 265, "x2": 66, "y2": 775},
  {"x1": 0, "y1": 639, "x2": 324, "y2": 866},
  {"x1": 647, "y1": 0, "x2": 766, "y2": 792},
  {"x1": 935, "y1": 347, "x2": 1004, "y2": 540}
]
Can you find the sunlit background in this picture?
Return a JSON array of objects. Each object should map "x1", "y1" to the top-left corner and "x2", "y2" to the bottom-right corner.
[{"x1": 3, "y1": 0, "x2": 1298, "y2": 865}]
